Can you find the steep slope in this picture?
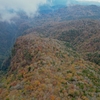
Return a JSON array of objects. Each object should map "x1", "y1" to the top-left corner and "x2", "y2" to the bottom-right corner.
[
  {"x1": 0, "y1": 34, "x2": 100, "y2": 100},
  {"x1": 0, "y1": 17, "x2": 32, "y2": 69},
  {"x1": 0, "y1": 22, "x2": 18, "y2": 68}
]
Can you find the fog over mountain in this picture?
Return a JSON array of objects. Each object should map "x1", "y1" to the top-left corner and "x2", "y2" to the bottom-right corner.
[
  {"x1": 0, "y1": 0, "x2": 47, "y2": 22},
  {"x1": 0, "y1": 0, "x2": 100, "y2": 22}
]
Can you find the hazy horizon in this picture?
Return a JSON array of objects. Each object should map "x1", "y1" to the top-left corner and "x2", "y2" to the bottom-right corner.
[{"x1": 0, "y1": 0, "x2": 100, "y2": 22}]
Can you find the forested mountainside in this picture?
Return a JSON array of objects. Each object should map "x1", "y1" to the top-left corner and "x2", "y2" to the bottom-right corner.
[
  {"x1": 0, "y1": 4, "x2": 100, "y2": 100},
  {"x1": 0, "y1": 16, "x2": 32, "y2": 69},
  {"x1": 0, "y1": 34, "x2": 100, "y2": 100},
  {"x1": 24, "y1": 19, "x2": 100, "y2": 66},
  {"x1": 1, "y1": 5, "x2": 100, "y2": 69},
  {"x1": 0, "y1": 22, "x2": 17, "y2": 67}
]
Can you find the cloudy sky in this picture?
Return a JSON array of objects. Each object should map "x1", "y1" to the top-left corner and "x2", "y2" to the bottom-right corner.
[
  {"x1": 0, "y1": 0, "x2": 100, "y2": 22},
  {"x1": 0, "y1": 0, "x2": 48, "y2": 22}
]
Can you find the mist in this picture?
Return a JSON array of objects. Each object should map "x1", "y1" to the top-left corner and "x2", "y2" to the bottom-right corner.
[
  {"x1": 0, "y1": 0, "x2": 48, "y2": 22},
  {"x1": 0, "y1": 0, "x2": 100, "y2": 22}
]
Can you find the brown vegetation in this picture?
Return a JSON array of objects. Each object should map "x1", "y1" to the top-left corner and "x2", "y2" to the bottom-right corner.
[{"x1": 0, "y1": 34, "x2": 100, "y2": 100}]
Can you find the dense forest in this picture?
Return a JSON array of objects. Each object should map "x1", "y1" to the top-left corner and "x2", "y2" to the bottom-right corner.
[{"x1": 0, "y1": 4, "x2": 100, "y2": 100}]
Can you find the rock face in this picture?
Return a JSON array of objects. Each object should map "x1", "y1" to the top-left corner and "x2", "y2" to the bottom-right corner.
[{"x1": 0, "y1": 34, "x2": 100, "y2": 100}]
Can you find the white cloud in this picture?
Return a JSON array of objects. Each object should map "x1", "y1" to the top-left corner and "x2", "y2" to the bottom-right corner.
[
  {"x1": 0, "y1": 0, "x2": 48, "y2": 22},
  {"x1": 77, "y1": 0, "x2": 100, "y2": 2},
  {"x1": 0, "y1": 11, "x2": 18, "y2": 23},
  {"x1": 0, "y1": 0, "x2": 100, "y2": 22}
]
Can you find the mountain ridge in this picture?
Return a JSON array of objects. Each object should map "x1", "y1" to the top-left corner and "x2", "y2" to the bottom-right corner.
[
  {"x1": 0, "y1": 34, "x2": 100, "y2": 100},
  {"x1": 22, "y1": 19, "x2": 100, "y2": 66}
]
